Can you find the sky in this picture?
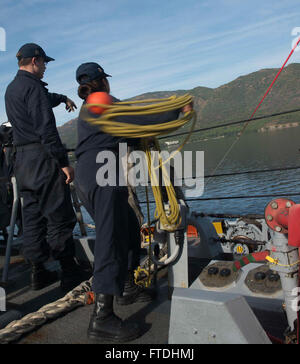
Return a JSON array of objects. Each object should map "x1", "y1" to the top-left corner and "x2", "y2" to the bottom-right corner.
[{"x1": 0, "y1": 0, "x2": 300, "y2": 126}]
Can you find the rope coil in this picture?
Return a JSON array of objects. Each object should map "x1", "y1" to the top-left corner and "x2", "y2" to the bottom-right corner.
[
  {"x1": 0, "y1": 278, "x2": 93, "y2": 344},
  {"x1": 81, "y1": 94, "x2": 195, "y2": 138},
  {"x1": 82, "y1": 94, "x2": 196, "y2": 232}
]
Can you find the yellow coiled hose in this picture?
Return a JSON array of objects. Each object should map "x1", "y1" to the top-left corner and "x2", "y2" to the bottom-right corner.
[{"x1": 81, "y1": 94, "x2": 196, "y2": 231}]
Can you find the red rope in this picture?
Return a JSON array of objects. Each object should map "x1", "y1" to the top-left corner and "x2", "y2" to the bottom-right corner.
[
  {"x1": 250, "y1": 37, "x2": 300, "y2": 120},
  {"x1": 239, "y1": 37, "x2": 300, "y2": 136},
  {"x1": 208, "y1": 37, "x2": 300, "y2": 179}
]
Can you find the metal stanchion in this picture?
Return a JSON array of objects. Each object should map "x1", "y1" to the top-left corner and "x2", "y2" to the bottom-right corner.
[
  {"x1": 70, "y1": 184, "x2": 87, "y2": 237},
  {"x1": 1, "y1": 176, "x2": 19, "y2": 284}
]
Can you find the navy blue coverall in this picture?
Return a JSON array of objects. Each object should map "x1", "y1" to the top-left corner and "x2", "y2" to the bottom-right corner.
[
  {"x1": 5, "y1": 70, "x2": 77, "y2": 263},
  {"x1": 75, "y1": 97, "x2": 180, "y2": 296}
]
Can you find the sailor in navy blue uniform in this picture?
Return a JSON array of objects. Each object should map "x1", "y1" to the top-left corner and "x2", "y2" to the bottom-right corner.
[
  {"x1": 74, "y1": 62, "x2": 192, "y2": 342},
  {"x1": 5, "y1": 43, "x2": 89, "y2": 291}
]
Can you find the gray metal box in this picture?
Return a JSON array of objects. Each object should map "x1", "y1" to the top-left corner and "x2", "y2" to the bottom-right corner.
[{"x1": 169, "y1": 288, "x2": 271, "y2": 344}]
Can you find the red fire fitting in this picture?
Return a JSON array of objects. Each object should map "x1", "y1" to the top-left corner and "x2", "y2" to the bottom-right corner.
[
  {"x1": 264, "y1": 198, "x2": 300, "y2": 247},
  {"x1": 265, "y1": 198, "x2": 300, "y2": 345},
  {"x1": 287, "y1": 204, "x2": 300, "y2": 247}
]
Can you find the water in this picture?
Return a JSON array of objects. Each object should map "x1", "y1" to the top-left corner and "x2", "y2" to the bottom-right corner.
[{"x1": 75, "y1": 126, "x2": 300, "y2": 234}]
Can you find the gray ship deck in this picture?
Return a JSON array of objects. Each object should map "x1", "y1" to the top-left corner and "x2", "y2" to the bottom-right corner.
[{"x1": 0, "y1": 246, "x2": 288, "y2": 344}]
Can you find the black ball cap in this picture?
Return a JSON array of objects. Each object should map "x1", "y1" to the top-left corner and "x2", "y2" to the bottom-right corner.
[
  {"x1": 16, "y1": 43, "x2": 55, "y2": 62},
  {"x1": 76, "y1": 62, "x2": 111, "y2": 84}
]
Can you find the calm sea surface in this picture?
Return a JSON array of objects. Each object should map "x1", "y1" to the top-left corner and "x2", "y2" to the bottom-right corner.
[{"x1": 75, "y1": 126, "x2": 300, "y2": 235}]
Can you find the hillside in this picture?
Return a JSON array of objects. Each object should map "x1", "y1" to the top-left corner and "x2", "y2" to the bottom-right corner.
[
  {"x1": 58, "y1": 63, "x2": 300, "y2": 148},
  {"x1": 59, "y1": 117, "x2": 78, "y2": 149}
]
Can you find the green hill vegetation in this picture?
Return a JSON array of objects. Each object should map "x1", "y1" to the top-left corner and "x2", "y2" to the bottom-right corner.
[{"x1": 58, "y1": 63, "x2": 300, "y2": 149}]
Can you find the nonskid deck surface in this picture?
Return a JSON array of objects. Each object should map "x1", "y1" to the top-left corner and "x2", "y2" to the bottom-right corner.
[
  {"x1": 0, "y1": 250, "x2": 171, "y2": 344},
  {"x1": 0, "y1": 251, "x2": 288, "y2": 344}
]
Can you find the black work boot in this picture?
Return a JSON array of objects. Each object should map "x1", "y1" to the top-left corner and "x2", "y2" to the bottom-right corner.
[
  {"x1": 87, "y1": 294, "x2": 142, "y2": 343},
  {"x1": 116, "y1": 271, "x2": 157, "y2": 306},
  {"x1": 59, "y1": 256, "x2": 91, "y2": 292},
  {"x1": 30, "y1": 262, "x2": 59, "y2": 291}
]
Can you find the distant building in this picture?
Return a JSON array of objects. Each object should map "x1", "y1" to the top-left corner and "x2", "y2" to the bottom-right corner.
[{"x1": 165, "y1": 140, "x2": 179, "y2": 146}]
